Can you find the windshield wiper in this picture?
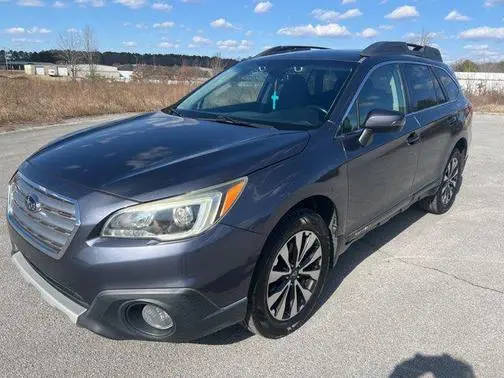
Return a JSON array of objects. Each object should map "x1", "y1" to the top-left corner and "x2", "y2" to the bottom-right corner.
[
  {"x1": 201, "y1": 114, "x2": 272, "y2": 129},
  {"x1": 165, "y1": 107, "x2": 183, "y2": 117}
]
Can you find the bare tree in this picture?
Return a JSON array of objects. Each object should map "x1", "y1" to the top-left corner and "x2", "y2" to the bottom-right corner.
[
  {"x1": 406, "y1": 28, "x2": 435, "y2": 46},
  {"x1": 209, "y1": 53, "x2": 225, "y2": 77},
  {"x1": 57, "y1": 30, "x2": 83, "y2": 79},
  {"x1": 82, "y1": 25, "x2": 98, "y2": 79}
]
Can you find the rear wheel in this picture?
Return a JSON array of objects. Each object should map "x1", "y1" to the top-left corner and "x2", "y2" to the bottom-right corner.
[
  {"x1": 244, "y1": 209, "x2": 331, "y2": 339},
  {"x1": 419, "y1": 149, "x2": 463, "y2": 214}
]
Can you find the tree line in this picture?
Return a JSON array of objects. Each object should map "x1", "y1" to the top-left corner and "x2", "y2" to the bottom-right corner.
[
  {"x1": 0, "y1": 49, "x2": 238, "y2": 70},
  {"x1": 452, "y1": 60, "x2": 504, "y2": 73}
]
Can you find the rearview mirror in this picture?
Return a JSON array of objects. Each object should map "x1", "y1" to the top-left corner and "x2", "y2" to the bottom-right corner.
[{"x1": 359, "y1": 109, "x2": 406, "y2": 146}]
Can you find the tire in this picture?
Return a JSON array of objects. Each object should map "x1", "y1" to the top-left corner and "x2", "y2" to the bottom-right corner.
[
  {"x1": 244, "y1": 208, "x2": 331, "y2": 339},
  {"x1": 419, "y1": 149, "x2": 463, "y2": 214}
]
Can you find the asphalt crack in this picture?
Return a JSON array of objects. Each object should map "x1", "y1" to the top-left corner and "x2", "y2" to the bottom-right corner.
[{"x1": 360, "y1": 239, "x2": 504, "y2": 296}]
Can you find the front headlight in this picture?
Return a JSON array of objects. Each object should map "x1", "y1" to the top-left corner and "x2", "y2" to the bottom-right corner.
[{"x1": 101, "y1": 177, "x2": 247, "y2": 241}]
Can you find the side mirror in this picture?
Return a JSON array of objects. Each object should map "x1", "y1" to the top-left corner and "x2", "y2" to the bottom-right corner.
[{"x1": 359, "y1": 109, "x2": 406, "y2": 146}]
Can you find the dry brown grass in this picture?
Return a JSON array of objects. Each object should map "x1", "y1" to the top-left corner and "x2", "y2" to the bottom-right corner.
[
  {"x1": 466, "y1": 90, "x2": 504, "y2": 113},
  {"x1": 0, "y1": 74, "x2": 195, "y2": 129}
]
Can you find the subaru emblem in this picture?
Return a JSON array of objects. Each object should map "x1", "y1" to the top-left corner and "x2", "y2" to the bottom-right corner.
[{"x1": 25, "y1": 194, "x2": 41, "y2": 213}]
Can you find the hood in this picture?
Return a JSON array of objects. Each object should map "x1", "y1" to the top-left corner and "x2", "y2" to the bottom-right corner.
[{"x1": 27, "y1": 112, "x2": 309, "y2": 201}]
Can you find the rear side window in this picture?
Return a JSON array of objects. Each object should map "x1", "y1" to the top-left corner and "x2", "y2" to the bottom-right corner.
[
  {"x1": 433, "y1": 67, "x2": 460, "y2": 101},
  {"x1": 403, "y1": 64, "x2": 442, "y2": 112}
]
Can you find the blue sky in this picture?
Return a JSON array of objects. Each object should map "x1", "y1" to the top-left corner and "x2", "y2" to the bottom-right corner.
[{"x1": 1, "y1": 0, "x2": 504, "y2": 63}]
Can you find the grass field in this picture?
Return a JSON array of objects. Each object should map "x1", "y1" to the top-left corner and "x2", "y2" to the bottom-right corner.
[
  {"x1": 0, "y1": 74, "x2": 194, "y2": 128},
  {"x1": 1, "y1": 72, "x2": 503, "y2": 130}
]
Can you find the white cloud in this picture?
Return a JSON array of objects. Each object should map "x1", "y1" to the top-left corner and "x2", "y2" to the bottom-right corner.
[
  {"x1": 379, "y1": 24, "x2": 393, "y2": 30},
  {"x1": 484, "y1": 0, "x2": 504, "y2": 6},
  {"x1": 464, "y1": 44, "x2": 489, "y2": 50},
  {"x1": 459, "y1": 26, "x2": 504, "y2": 40},
  {"x1": 192, "y1": 35, "x2": 211, "y2": 45},
  {"x1": 75, "y1": 0, "x2": 104, "y2": 7},
  {"x1": 311, "y1": 9, "x2": 340, "y2": 22},
  {"x1": 311, "y1": 8, "x2": 362, "y2": 22},
  {"x1": 114, "y1": 0, "x2": 145, "y2": 8},
  {"x1": 122, "y1": 41, "x2": 137, "y2": 47},
  {"x1": 341, "y1": 0, "x2": 356, "y2": 4},
  {"x1": 67, "y1": 27, "x2": 79, "y2": 32},
  {"x1": 339, "y1": 8, "x2": 362, "y2": 19},
  {"x1": 153, "y1": 21, "x2": 175, "y2": 28},
  {"x1": 158, "y1": 41, "x2": 179, "y2": 48},
  {"x1": 245, "y1": 30, "x2": 253, "y2": 36},
  {"x1": 385, "y1": 5, "x2": 419, "y2": 20},
  {"x1": 152, "y1": 1, "x2": 172, "y2": 10},
  {"x1": 11, "y1": 37, "x2": 43, "y2": 43},
  {"x1": 210, "y1": 18, "x2": 234, "y2": 29},
  {"x1": 5, "y1": 27, "x2": 25, "y2": 34},
  {"x1": 445, "y1": 10, "x2": 470, "y2": 22},
  {"x1": 217, "y1": 39, "x2": 252, "y2": 51},
  {"x1": 4, "y1": 26, "x2": 51, "y2": 34},
  {"x1": 52, "y1": 0, "x2": 65, "y2": 6},
  {"x1": 254, "y1": 1, "x2": 272, "y2": 13},
  {"x1": 27, "y1": 26, "x2": 51, "y2": 33},
  {"x1": 277, "y1": 23, "x2": 351, "y2": 38},
  {"x1": 17, "y1": 0, "x2": 44, "y2": 6},
  {"x1": 358, "y1": 27, "x2": 378, "y2": 38}
]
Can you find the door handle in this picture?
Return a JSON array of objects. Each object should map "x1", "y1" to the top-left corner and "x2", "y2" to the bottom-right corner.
[{"x1": 407, "y1": 132, "x2": 420, "y2": 145}]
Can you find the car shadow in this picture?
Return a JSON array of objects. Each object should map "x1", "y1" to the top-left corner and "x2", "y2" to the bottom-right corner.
[
  {"x1": 390, "y1": 353, "x2": 475, "y2": 377},
  {"x1": 194, "y1": 206, "x2": 426, "y2": 346}
]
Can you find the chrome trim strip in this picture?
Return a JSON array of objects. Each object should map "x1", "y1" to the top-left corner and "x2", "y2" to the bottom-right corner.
[
  {"x1": 11, "y1": 252, "x2": 86, "y2": 324},
  {"x1": 7, "y1": 173, "x2": 81, "y2": 260},
  {"x1": 335, "y1": 60, "x2": 460, "y2": 136}
]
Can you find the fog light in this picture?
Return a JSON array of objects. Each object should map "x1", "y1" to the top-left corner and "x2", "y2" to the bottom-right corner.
[{"x1": 141, "y1": 304, "x2": 173, "y2": 330}]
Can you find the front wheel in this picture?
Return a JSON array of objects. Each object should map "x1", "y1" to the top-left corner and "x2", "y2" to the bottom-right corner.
[
  {"x1": 244, "y1": 209, "x2": 331, "y2": 339},
  {"x1": 419, "y1": 149, "x2": 463, "y2": 214}
]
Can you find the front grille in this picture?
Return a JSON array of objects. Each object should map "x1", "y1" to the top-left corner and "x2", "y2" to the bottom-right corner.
[{"x1": 7, "y1": 173, "x2": 80, "y2": 258}]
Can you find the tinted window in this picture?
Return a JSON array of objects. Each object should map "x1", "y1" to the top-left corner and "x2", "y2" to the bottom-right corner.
[
  {"x1": 433, "y1": 67, "x2": 460, "y2": 101},
  {"x1": 403, "y1": 64, "x2": 440, "y2": 111},
  {"x1": 177, "y1": 59, "x2": 355, "y2": 130},
  {"x1": 432, "y1": 68, "x2": 447, "y2": 105},
  {"x1": 357, "y1": 64, "x2": 406, "y2": 127}
]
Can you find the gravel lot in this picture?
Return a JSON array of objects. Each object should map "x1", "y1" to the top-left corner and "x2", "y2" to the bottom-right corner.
[{"x1": 0, "y1": 113, "x2": 503, "y2": 377}]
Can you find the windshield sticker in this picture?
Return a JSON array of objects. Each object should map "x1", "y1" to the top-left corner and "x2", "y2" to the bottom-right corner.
[{"x1": 271, "y1": 80, "x2": 279, "y2": 111}]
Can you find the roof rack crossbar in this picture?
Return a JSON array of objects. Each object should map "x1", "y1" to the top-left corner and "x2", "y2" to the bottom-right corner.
[
  {"x1": 255, "y1": 45, "x2": 329, "y2": 58},
  {"x1": 361, "y1": 41, "x2": 443, "y2": 62}
]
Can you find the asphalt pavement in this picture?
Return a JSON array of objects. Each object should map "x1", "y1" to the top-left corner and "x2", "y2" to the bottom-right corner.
[{"x1": 0, "y1": 114, "x2": 503, "y2": 377}]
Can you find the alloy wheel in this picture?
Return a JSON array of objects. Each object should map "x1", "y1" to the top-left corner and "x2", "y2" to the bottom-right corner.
[
  {"x1": 441, "y1": 156, "x2": 459, "y2": 206},
  {"x1": 266, "y1": 231, "x2": 322, "y2": 321}
]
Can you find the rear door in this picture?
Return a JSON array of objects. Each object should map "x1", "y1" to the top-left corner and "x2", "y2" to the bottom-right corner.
[
  {"x1": 339, "y1": 63, "x2": 420, "y2": 235},
  {"x1": 402, "y1": 64, "x2": 455, "y2": 193}
]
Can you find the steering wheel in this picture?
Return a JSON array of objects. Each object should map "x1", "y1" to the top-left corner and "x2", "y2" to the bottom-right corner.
[{"x1": 306, "y1": 105, "x2": 329, "y2": 117}]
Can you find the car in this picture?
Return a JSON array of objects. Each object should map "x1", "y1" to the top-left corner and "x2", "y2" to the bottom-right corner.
[{"x1": 7, "y1": 41, "x2": 472, "y2": 342}]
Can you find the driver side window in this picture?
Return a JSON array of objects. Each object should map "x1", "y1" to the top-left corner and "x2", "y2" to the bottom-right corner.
[
  {"x1": 341, "y1": 64, "x2": 406, "y2": 134},
  {"x1": 358, "y1": 64, "x2": 406, "y2": 127}
]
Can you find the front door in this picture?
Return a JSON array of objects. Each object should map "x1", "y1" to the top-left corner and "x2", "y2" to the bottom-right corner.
[{"x1": 338, "y1": 63, "x2": 420, "y2": 235}]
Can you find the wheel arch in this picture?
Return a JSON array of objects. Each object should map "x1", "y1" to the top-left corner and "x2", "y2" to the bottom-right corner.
[{"x1": 260, "y1": 194, "x2": 340, "y2": 267}]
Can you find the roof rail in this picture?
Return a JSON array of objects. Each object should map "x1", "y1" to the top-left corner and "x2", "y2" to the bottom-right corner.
[
  {"x1": 361, "y1": 41, "x2": 443, "y2": 62},
  {"x1": 255, "y1": 45, "x2": 329, "y2": 58}
]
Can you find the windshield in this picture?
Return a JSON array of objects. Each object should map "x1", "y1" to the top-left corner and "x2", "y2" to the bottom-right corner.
[{"x1": 174, "y1": 59, "x2": 356, "y2": 130}]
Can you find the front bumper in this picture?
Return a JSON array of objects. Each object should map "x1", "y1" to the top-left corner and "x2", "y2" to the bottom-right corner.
[
  {"x1": 11, "y1": 251, "x2": 248, "y2": 341},
  {"x1": 12, "y1": 252, "x2": 86, "y2": 324}
]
